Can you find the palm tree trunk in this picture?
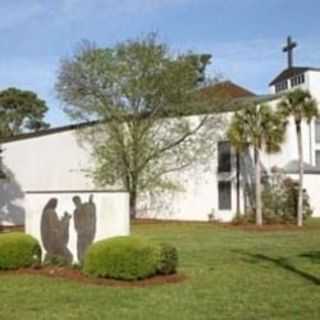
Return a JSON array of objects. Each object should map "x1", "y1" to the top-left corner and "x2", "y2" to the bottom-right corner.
[
  {"x1": 255, "y1": 148, "x2": 263, "y2": 226},
  {"x1": 236, "y1": 151, "x2": 241, "y2": 216},
  {"x1": 296, "y1": 121, "x2": 304, "y2": 227}
]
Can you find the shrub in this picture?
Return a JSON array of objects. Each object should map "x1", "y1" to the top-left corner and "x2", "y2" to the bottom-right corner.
[
  {"x1": 262, "y1": 173, "x2": 312, "y2": 224},
  {"x1": 233, "y1": 170, "x2": 313, "y2": 225},
  {"x1": 83, "y1": 236, "x2": 178, "y2": 280},
  {"x1": 156, "y1": 243, "x2": 178, "y2": 275},
  {"x1": 0, "y1": 233, "x2": 41, "y2": 270},
  {"x1": 83, "y1": 236, "x2": 160, "y2": 280}
]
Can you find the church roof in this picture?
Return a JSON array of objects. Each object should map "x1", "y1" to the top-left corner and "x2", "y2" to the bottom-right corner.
[
  {"x1": 0, "y1": 81, "x2": 256, "y2": 144},
  {"x1": 200, "y1": 81, "x2": 255, "y2": 99},
  {"x1": 269, "y1": 66, "x2": 320, "y2": 86},
  {"x1": 282, "y1": 160, "x2": 320, "y2": 175}
]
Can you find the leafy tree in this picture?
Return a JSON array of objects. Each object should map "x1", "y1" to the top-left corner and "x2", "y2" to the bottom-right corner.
[
  {"x1": 278, "y1": 89, "x2": 318, "y2": 227},
  {"x1": 0, "y1": 87, "x2": 49, "y2": 138},
  {"x1": 56, "y1": 35, "x2": 226, "y2": 218},
  {"x1": 0, "y1": 88, "x2": 49, "y2": 179},
  {"x1": 227, "y1": 104, "x2": 286, "y2": 226}
]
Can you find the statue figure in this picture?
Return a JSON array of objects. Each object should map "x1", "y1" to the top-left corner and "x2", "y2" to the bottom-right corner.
[
  {"x1": 73, "y1": 195, "x2": 96, "y2": 263},
  {"x1": 40, "y1": 198, "x2": 72, "y2": 264}
]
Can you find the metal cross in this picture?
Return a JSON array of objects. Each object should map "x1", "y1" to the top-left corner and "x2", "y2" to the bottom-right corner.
[{"x1": 283, "y1": 36, "x2": 297, "y2": 69}]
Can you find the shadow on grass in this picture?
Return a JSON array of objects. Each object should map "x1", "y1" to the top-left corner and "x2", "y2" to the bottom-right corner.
[
  {"x1": 299, "y1": 251, "x2": 320, "y2": 264},
  {"x1": 233, "y1": 250, "x2": 320, "y2": 286}
]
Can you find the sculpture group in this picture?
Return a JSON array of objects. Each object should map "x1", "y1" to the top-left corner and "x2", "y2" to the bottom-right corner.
[{"x1": 40, "y1": 195, "x2": 96, "y2": 263}]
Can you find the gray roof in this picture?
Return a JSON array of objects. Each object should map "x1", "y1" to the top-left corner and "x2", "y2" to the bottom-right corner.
[
  {"x1": 218, "y1": 93, "x2": 284, "y2": 113},
  {"x1": 236, "y1": 93, "x2": 284, "y2": 104},
  {"x1": 269, "y1": 66, "x2": 320, "y2": 86},
  {"x1": 283, "y1": 160, "x2": 320, "y2": 175}
]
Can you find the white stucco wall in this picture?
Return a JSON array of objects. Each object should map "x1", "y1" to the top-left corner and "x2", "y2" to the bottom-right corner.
[
  {"x1": 137, "y1": 155, "x2": 243, "y2": 222},
  {"x1": 2, "y1": 129, "x2": 95, "y2": 191},
  {"x1": 0, "y1": 128, "x2": 129, "y2": 227}
]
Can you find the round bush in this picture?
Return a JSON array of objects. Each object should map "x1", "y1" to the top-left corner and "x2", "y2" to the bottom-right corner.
[
  {"x1": 156, "y1": 243, "x2": 178, "y2": 275},
  {"x1": 83, "y1": 236, "x2": 161, "y2": 280},
  {"x1": 0, "y1": 233, "x2": 41, "y2": 270}
]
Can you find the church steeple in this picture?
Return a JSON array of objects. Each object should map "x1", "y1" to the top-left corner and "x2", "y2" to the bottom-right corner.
[
  {"x1": 269, "y1": 36, "x2": 320, "y2": 94},
  {"x1": 283, "y1": 36, "x2": 297, "y2": 69}
]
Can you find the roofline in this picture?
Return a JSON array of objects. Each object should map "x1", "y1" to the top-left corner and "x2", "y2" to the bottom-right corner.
[
  {"x1": 0, "y1": 93, "x2": 281, "y2": 145},
  {"x1": 0, "y1": 120, "x2": 98, "y2": 144},
  {"x1": 214, "y1": 80, "x2": 256, "y2": 97},
  {"x1": 236, "y1": 93, "x2": 284, "y2": 103}
]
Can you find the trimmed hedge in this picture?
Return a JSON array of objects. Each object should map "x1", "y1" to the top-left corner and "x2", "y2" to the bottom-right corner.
[
  {"x1": 83, "y1": 236, "x2": 178, "y2": 280},
  {"x1": 0, "y1": 233, "x2": 41, "y2": 270},
  {"x1": 156, "y1": 243, "x2": 178, "y2": 275}
]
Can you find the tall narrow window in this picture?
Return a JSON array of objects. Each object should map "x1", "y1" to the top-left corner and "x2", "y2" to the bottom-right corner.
[
  {"x1": 315, "y1": 120, "x2": 320, "y2": 143},
  {"x1": 218, "y1": 181, "x2": 232, "y2": 210},
  {"x1": 218, "y1": 141, "x2": 231, "y2": 173},
  {"x1": 316, "y1": 150, "x2": 320, "y2": 167}
]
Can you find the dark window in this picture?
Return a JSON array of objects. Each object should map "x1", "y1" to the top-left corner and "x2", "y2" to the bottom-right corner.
[
  {"x1": 316, "y1": 150, "x2": 320, "y2": 167},
  {"x1": 218, "y1": 181, "x2": 232, "y2": 210},
  {"x1": 275, "y1": 80, "x2": 288, "y2": 93},
  {"x1": 315, "y1": 120, "x2": 320, "y2": 143},
  {"x1": 291, "y1": 73, "x2": 305, "y2": 87},
  {"x1": 218, "y1": 141, "x2": 231, "y2": 173}
]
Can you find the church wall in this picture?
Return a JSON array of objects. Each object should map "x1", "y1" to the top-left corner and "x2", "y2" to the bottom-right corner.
[
  {"x1": 135, "y1": 113, "x2": 239, "y2": 222},
  {"x1": 2, "y1": 129, "x2": 96, "y2": 192},
  {"x1": 1, "y1": 115, "x2": 239, "y2": 224},
  {"x1": 136, "y1": 151, "x2": 243, "y2": 222},
  {"x1": 260, "y1": 97, "x2": 313, "y2": 167},
  {"x1": 0, "y1": 129, "x2": 124, "y2": 225},
  {"x1": 1, "y1": 104, "x2": 319, "y2": 225}
]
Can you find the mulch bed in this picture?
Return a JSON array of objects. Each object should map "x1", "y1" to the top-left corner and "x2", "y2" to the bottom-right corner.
[
  {"x1": 0, "y1": 225, "x2": 24, "y2": 233},
  {"x1": 0, "y1": 266, "x2": 186, "y2": 288},
  {"x1": 134, "y1": 218, "x2": 316, "y2": 232}
]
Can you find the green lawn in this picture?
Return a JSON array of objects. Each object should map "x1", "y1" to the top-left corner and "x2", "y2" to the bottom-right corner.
[{"x1": 1, "y1": 220, "x2": 320, "y2": 320}]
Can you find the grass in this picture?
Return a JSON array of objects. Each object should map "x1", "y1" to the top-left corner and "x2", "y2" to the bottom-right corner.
[{"x1": 1, "y1": 220, "x2": 320, "y2": 319}]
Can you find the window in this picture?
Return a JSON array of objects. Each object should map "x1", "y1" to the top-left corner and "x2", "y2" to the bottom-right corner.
[
  {"x1": 316, "y1": 120, "x2": 320, "y2": 143},
  {"x1": 316, "y1": 150, "x2": 320, "y2": 167},
  {"x1": 218, "y1": 181, "x2": 232, "y2": 210},
  {"x1": 290, "y1": 73, "x2": 305, "y2": 88},
  {"x1": 275, "y1": 80, "x2": 288, "y2": 93},
  {"x1": 218, "y1": 141, "x2": 231, "y2": 173}
]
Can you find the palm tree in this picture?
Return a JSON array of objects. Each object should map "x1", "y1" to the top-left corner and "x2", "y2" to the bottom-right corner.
[
  {"x1": 278, "y1": 89, "x2": 318, "y2": 227},
  {"x1": 227, "y1": 103, "x2": 286, "y2": 226}
]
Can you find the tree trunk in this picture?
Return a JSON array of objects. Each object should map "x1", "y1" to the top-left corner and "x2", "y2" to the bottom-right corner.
[
  {"x1": 255, "y1": 148, "x2": 263, "y2": 226},
  {"x1": 296, "y1": 121, "x2": 304, "y2": 227},
  {"x1": 129, "y1": 190, "x2": 137, "y2": 219}
]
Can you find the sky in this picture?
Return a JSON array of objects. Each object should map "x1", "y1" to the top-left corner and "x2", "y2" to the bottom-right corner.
[{"x1": 1, "y1": 0, "x2": 320, "y2": 127}]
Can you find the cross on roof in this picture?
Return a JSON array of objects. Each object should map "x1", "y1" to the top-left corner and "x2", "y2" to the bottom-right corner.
[{"x1": 283, "y1": 36, "x2": 297, "y2": 69}]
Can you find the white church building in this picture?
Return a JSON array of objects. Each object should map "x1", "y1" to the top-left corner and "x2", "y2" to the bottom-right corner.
[{"x1": 1, "y1": 37, "x2": 320, "y2": 225}]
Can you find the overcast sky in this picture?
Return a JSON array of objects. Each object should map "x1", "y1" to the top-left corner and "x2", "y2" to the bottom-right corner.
[{"x1": 1, "y1": 0, "x2": 320, "y2": 126}]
